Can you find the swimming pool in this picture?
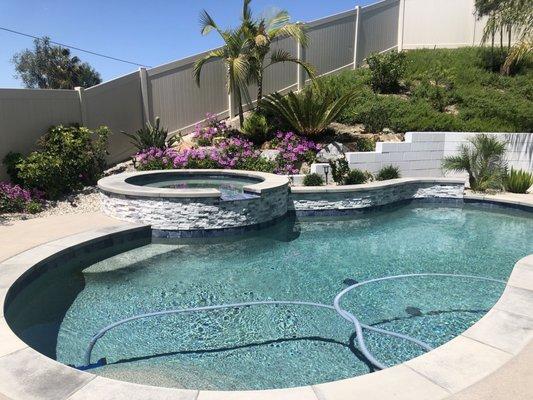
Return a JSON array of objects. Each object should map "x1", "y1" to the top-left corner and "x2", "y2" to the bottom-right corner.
[{"x1": 5, "y1": 203, "x2": 532, "y2": 390}]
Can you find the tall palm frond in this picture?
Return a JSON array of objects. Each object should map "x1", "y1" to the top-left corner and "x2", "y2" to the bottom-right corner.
[{"x1": 268, "y1": 49, "x2": 315, "y2": 77}]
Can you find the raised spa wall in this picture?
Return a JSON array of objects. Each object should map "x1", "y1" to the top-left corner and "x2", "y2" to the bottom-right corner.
[{"x1": 99, "y1": 172, "x2": 466, "y2": 235}]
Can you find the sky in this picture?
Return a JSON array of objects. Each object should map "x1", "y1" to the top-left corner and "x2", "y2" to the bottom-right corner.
[{"x1": 0, "y1": 0, "x2": 376, "y2": 88}]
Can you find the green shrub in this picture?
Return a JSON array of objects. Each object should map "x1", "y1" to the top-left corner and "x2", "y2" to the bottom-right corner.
[
  {"x1": 367, "y1": 51, "x2": 407, "y2": 93},
  {"x1": 442, "y1": 134, "x2": 507, "y2": 191},
  {"x1": 344, "y1": 168, "x2": 368, "y2": 185},
  {"x1": 329, "y1": 158, "x2": 350, "y2": 184},
  {"x1": 505, "y1": 168, "x2": 533, "y2": 193},
  {"x1": 242, "y1": 112, "x2": 270, "y2": 145},
  {"x1": 122, "y1": 117, "x2": 178, "y2": 151},
  {"x1": 353, "y1": 136, "x2": 376, "y2": 152},
  {"x1": 478, "y1": 48, "x2": 510, "y2": 74},
  {"x1": 359, "y1": 102, "x2": 391, "y2": 133},
  {"x1": 303, "y1": 173, "x2": 324, "y2": 186},
  {"x1": 376, "y1": 165, "x2": 401, "y2": 181},
  {"x1": 2, "y1": 152, "x2": 24, "y2": 184},
  {"x1": 236, "y1": 155, "x2": 276, "y2": 173},
  {"x1": 260, "y1": 86, "x2": 358, "y2": 136},
  {"x1": 411, "y1": 80, "x2": 455, "y2": 112},
  {"x1": 14, "y1": 125, "x2": 109, "y2": 199},
  {"x1": 25, "y1": 200, "x2": 43, "y2": 214}
]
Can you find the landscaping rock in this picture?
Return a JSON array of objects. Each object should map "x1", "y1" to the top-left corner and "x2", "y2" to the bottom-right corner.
[
  {"x1": 315, "y1": 142, "x2": 349, "y2": 162},
  {"x1": 300, "y1": 162, "x2": 311, "y2": 175},
  {"x1": 260, "y1": 149, "x2": 280, "y2": 161}
]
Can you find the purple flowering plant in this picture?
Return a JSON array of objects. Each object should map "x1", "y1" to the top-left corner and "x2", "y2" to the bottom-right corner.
[
  {"x1": 270, "y1": 132, "x2": 321, "y2": 174},
  {"x1": 193, "y1": 113, "x2": 229, "y2": 146},
  {"x1": 0, "y1": 182, "x2": 43, "y2": 214}
]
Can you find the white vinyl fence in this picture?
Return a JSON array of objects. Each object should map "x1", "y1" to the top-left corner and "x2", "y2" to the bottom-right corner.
[{"x1": 0, "y1": 0, "x2": 518, "y2": 180}]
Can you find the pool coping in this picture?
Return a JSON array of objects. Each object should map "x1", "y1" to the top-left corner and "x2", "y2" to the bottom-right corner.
[
  {"x1": 0, "y1": 196, "x2": 531, "y2": 399},
  {"x1": 98, "y1": 169, "x2": 290, "y2": 198},
  {"x1": 290, "y1": 177, "x2": 466, "y2": 194}
]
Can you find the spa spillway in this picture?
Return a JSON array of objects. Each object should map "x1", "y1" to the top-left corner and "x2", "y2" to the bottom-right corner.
[{"x1": 98, "y1": 170, "x2": 290, "y2": 237}]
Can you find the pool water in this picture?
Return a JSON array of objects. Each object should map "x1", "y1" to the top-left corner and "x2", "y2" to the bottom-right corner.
[
  {"x1": 6, "y1": 203, "x2": 533, "y2": 390},
  {"x1": 128, "y1": 173, "x2": 261, "y2": 198}
]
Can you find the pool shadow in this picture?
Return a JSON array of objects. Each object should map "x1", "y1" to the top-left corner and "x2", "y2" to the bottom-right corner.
[{"x1": 105, "y1": 334, "x2": 376, "y2": 373}]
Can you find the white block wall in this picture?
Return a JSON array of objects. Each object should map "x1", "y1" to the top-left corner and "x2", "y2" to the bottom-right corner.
[{"x1": 346, "y1": 132, "x2": 533, "y2": 179}]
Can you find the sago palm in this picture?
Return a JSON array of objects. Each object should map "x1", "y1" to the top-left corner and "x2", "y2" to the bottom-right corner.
[
  {"x1": 194, "y1": 12, "x2": 252, "y2": 127},
  {"x1": 240, "y1": 0, "x2": 315, "y2": 105},
  {"x1": 442, "y1": 134, "x2": 508, "y2": 191},
  {"x1": 260, "y1": 87, "x2": 357, "y2": 136}
]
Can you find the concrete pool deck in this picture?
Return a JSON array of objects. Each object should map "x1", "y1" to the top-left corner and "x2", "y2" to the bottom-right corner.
[{"x1": 0, "y1": 192, "x2": 531, "y2": 400}]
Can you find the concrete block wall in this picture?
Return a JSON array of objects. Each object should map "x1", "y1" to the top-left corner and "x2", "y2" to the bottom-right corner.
[{"x1": 345, "y1": 132, "x2": 533, "y2": 179}]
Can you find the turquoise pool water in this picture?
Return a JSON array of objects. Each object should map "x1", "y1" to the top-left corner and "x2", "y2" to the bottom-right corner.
[{"x1": 6, "y1": 203, "x2": 533, "y2": 390}]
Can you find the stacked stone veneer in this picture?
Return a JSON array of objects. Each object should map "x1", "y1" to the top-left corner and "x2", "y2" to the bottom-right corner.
[
  {"x1": 289, "y1": 180, "x2": 465, "y2": 211},
  {"x1": 101, "y1": 185, "x2": 289, "y2": 231}
]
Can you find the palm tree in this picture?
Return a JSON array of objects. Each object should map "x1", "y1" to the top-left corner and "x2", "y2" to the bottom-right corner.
[
  {"x1": 476, "y1": 0, "x2": 533, "y2": 75},
  {"x1": 194, "y1": 12, "x2": 253, "y2": 127},
  {"x1": 442, "y1": 134, "x2": 508, "y2": 191},
  {"x1": 240, "y1": 0, "x2": 315, "y2": 106}
]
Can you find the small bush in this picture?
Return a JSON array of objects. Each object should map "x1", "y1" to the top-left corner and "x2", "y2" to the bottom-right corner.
[
  {"x1": 237, "y1": 156, "x2": 276, "y2": 173},
  {"x1": 13, "y1": 125, "x2": 109, "y2": 199},
  {"x1": 2, "y1": 152, "x2": 24, "y2": 184},
  {"x1": 353, "y1": 136, "x2": 376, "y2": 152},
  {"x1": 359, "y1": 103, "x2": 391, "y2": 133},
  {"x1": 367, "y1": 51, "x2": 407, "y2": 93},
  {"x1": 122, "y1": 117, "x2": 178, "y2": 151},
  {"x1": 344, "y1": 169, "x2": 368, "y2": 185},
  {"x1": 478, "y1": 48, "x2": 510, "y2": 74},
  {"x1": 376, "y1": 165, "x2": 401, "y2": 181},
  {"x1": 329, "y1": 158, "x2": 350, "y2": 184},
  {"x1": 0, "y1": 182, "x2": 43, "y2": 214},
  {"x1": 303, "y1": 173, "x2": 324, "y2": 186},
  {"x1": 242, "y1": 112, "x2": 270, "y2": 145},
  {"x1": 506, "y1": 168, "x2": 533, "y2": 193},
  {"x1": 411, "y1": 80, "x2": 455, "y2": 112}
]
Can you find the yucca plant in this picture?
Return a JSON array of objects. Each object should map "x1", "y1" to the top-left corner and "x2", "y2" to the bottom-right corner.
[
  {"x1": 506, "y1": 167, "x2": 533, "y2": 193},
  {"x1": 260, "y1": 87, "x2": 357, "y2": 136},
  {"x1": 442, "y1": 134, "x2": 508, "y2": 191},
  {"x1": 122, "y1": 117, "x2": 178, "y2": 151}
]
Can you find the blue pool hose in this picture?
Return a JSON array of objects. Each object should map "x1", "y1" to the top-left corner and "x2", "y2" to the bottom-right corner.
[{"x1": 83, "y1": 273, "x2": 505, "y2": 370}]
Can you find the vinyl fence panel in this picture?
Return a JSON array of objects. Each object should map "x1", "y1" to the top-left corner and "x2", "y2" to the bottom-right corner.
[
  {"x1": 357, "y1": 0, "x2": 400, "y2": 64},
  {"x1": 84, "y1": 72, "x2": 144, "y2": 163},
  {"x1": 147, "y1": 54, "x2": 228, "y2": 134},
  {"x1": 305, "y1": 10, "x2": 357, "y2": 76},
  {"x1": 0, "y1": 89, "x2": 81, "y2": 180}
]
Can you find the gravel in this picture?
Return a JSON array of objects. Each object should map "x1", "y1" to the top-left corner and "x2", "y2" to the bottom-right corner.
[{"x1": 1, "y1": 186, "x2": 103, "y2": 222}]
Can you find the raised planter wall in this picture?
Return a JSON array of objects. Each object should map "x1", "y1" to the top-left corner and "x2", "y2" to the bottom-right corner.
[
  {"x1": 345, "y1": 132, "x2": 533, "y2": 178},
  {"x1": 290, "y1": 178, "x2": 465, "y2": 213}
]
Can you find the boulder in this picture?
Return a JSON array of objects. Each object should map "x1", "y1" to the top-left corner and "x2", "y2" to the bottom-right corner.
[
  {"x1": 260, "y1": 149, "x2": 281, "y2": 161},
  {"x1": 315, "y1": 142, "x2": 349, "y2": 163}
]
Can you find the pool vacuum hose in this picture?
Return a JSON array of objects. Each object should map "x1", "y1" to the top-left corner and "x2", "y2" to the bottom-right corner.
[{"x1": 82, "y1": 273, "x2": 505, "y2": 370}]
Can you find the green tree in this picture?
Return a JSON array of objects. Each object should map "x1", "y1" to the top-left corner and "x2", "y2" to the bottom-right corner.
[
  {"x1": 194, "y1": 13, "x2": 252, "y2": 127},
  {"x1": 240, "y1": 0, "x2": 315, "y2": 106},
  {"x1": 476, "y1": 0, "x2": 533, "y2": 74},
  {"x1": 12, "y1": 37, "x2": 101, "y2": 89}
]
